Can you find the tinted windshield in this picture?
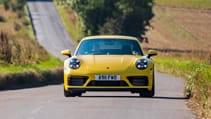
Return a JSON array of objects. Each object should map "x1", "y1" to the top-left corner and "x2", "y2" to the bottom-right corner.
[{"x1": 76, "y1": 39, "x2": 143, "y2": 55}]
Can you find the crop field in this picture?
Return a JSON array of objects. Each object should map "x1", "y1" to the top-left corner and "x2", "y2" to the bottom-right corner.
[
  {"x1": 143, "y1": 6, "x2": 211, "y2": 62},
  {"x1": 156, "y1": 0, "x2": 211, "y2": 9}
]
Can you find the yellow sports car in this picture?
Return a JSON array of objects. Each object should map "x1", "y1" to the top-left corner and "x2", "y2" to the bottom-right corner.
[{"x1": 61, "y1": 35, "x2": 157, "y2": 97}]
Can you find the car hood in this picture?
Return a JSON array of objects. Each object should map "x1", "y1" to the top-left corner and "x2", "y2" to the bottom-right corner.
[{"x1": 77, "y1": 55, "x2": 140, "y2": 73}]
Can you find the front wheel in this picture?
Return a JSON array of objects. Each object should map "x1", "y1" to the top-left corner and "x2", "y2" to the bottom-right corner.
[
  {"x1": 64, "y1": 88, "x2": 83, "y2": 97},
  {"x1": 64, "y1": 88, "x2": 76, "y2": 97},
  {"x1": 139, "y1": 85, "x2": 154, "y2": 97},
  {"x1": 139, "y1": 71, "x2": 155, "y2": 97}
]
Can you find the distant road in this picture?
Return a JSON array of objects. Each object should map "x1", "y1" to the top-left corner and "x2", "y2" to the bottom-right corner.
[
  {"x1": 27, "y1": 0, "x2": 75, "y2": 60},
  {"x1": 0, "y1": 0, "x2": 196, "y2": 119}
]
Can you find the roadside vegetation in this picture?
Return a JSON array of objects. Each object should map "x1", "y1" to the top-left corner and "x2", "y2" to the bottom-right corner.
[
  {"x1": 56, "y1": 5, "x2": 83, "y2": 42},
  {"x1": 156, "y1": 57, "x2": 211, "y2": 118},
  {"x1": 0, "y1": 56, "x2": 63, "y2": 90},
  {"x1": 55, "y1": 0, "x2": 154, "y2": 41},
  {"x1": 0, "y1": 0, "x2": 49, "y2": 64},
  {"x1": 0, "y1": 0, "x2": 63, "y2": 89}
]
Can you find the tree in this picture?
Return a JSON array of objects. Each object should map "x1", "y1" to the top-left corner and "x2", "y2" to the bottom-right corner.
[{"x1": 70, "y1": 0, "x2": 154, "y2": 38}]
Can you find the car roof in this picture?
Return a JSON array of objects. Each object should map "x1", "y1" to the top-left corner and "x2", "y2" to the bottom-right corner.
[{"x1": 82, "y1": 35, "x2": 138, "y2": 41}]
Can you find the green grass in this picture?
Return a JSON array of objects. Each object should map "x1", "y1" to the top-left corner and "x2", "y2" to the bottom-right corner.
[
  {"x1": 0, "y1": 56, "x2": 62, "y2": 73},
  {"x1": 156, "y1": 56, "x2": 211, "y2": 118},
  {"x1": 56, "y1": 6, "x2": 83, "y2": 42},
  {"x1": 156, "y1": 57, "x2": 211, "y2": 82},
  {"x1": 155, "y1": 0, "x2": 211, "y2": 9},
  {"x1": 0, "y1": 56, "x2": 63, "y2": 90}
]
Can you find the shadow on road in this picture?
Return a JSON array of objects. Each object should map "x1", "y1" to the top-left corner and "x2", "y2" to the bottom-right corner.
[
  {"x1": 81, "y1": 95, "x2": 140, "y2": 98},
  {"x1": 153, "y1": 96, "x2": 189, "y2": 100},
  {"x1": 27, "y1": 0, "x2": 53, "y2": 2},
  {"x1": 80, "y1": 95, "x2": 189, "y2": 100}
]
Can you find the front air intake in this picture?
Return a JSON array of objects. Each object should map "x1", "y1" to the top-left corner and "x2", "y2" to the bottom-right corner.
[
  {"x1": 127, "y1": 76, "x2": 148, "y2": 86},
  {"x1": 87, "y1": 81, "x2": 128, "y2": 86},
  {"x1": 68, "y1": 76, "x2": 88, "y2": 86}
]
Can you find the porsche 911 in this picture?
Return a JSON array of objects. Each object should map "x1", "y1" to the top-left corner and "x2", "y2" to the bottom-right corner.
[{"x1": 61, "y1": 35, "x2": 157, "y2": 97}]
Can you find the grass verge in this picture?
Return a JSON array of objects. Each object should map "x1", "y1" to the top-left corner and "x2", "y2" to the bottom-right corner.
[
  {"x1": 0, "y1": 56, "x2": 62, "y2": 73},
  {"x1": 0, "y1": 56, "x2": 63, "y2": 90},
  {"x1": 156, "y1": 56, "x2": 211, "y2": 118},
  {"x1": 56, "y1": 5, "x2": 83, "y2": 42}
]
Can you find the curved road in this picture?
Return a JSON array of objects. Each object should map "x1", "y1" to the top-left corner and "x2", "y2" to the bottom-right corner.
[
  {"x1": 0, "y1": 0, "x2": 196, "y2": 119},
  {"x1": 27, "y1": 0, "x2": 75, "y2": 60}
]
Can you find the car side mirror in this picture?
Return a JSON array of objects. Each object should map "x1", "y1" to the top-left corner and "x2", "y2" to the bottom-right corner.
[
  {"x1": 147, "y1": 50, "x2": 158, "y2": 58},
  {"x1": 61, "y1": 49, "x2": 72, "y2": 57}
]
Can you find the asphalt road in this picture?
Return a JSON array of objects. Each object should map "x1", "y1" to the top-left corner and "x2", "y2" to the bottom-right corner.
[
  {"x1": 0, "y1": 0, "x2": 195, "y2": 119},
  {"x1": 0, "y1": 72, "x2": 194, "y2": 119},
  {"x1": 27, "y1": 0, "x2": 75, "y2": 60}
]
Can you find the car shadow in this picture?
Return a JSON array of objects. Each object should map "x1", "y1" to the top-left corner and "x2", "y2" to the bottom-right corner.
[
  {"x1": 27, "y1": 0, "x2": 53, "y2": 2},
  {"x1": 80, "y1": 95, "x2": 189, "y2": 100},
  {"x1": 153, "y1": 96, "x2": 189, "y2": 100}
]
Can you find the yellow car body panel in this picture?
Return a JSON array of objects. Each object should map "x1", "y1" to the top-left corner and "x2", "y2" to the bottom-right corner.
[{"x1": 62, "y1": 35, "x2": 157, "y2": 97}]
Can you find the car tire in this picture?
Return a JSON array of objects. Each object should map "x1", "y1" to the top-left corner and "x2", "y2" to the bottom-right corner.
[
  {"x1": 139, "y1": 71, "x2": 155, "y2": 97},
  {"x1": 77, "y1": 92, "x2": 82, "y2": 97},
  {"x1": 139, "y1": 84, "x2": 154, "y2": 97},
  {"x1": 64, "y1": 88, "x2": 76, "y2": 97}
]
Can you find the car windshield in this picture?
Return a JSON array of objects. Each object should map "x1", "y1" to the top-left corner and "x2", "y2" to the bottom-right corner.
[{"x1": 76, "y1": 39, "x2": 143, "y2": 55}]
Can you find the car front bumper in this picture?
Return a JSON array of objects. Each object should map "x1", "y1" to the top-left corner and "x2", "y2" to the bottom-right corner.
[{"x1": 64, "y1": 74, "x2": 154, "y2": 91}]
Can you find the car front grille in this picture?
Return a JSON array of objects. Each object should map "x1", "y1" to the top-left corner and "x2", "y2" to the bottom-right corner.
[
  {"x1": 87, "y1": 81, "x2": 128, "y2": 86},
  {"x1": 68, "y1": 76, "x2": 88, "y2": 86},
  {"x1": 127, "y1": 76, "x2": 148, "y2": 86}
]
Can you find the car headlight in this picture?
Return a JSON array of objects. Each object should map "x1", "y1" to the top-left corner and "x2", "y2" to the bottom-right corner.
[
  {"x1": 69, "y1": 58, "x2": 80, "y2": 69},
  {"x1": 136, "y1": 58, "x2": 148, "y2": 70}
]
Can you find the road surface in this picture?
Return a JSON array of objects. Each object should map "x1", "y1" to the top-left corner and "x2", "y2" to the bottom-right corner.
[
  {"x1": 0, "y1": 0, "x2": 196, "y2": 119},
  {"x1": 0, "y1": 72, "x2": 195, "y2": 119},
  {"x1": 27, "y1": 0, "x2": 75, "y2": 60}
]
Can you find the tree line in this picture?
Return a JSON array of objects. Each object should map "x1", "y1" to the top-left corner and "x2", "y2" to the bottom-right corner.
[{"x1": 57, "y1": 0, "x2": 154, "y2": 40}]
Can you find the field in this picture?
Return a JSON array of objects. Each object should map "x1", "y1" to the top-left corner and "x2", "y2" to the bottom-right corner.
[
  {"x1": 143, "y1": 6, "x2": 211, "y2": 60},
  {"x1": 155, "y1": 0, "x2": 211, "y2": 9}
]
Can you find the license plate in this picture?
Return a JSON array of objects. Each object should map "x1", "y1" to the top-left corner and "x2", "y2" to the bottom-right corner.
[{"x1": 95, "y1": 75, "x2": 120, "y2": 81}]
